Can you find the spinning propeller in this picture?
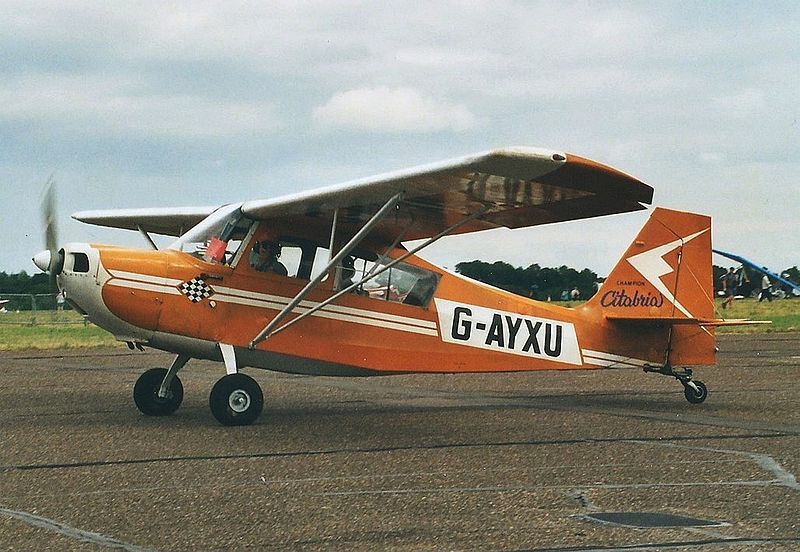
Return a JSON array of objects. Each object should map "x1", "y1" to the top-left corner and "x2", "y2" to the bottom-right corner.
[{"x1": 32, "y1": 177, "x2": 64, "y2": 289}]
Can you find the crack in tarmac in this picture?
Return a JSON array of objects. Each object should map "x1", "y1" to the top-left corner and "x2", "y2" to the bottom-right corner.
[
  {"x1": 0, "y1": 431, "x2": 793, "y2": 472},
  {"x1": 0, "y1": 506, "x2": 156, "y2": 552}
]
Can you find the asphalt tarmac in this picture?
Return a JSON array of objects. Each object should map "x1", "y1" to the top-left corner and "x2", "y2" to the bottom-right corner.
[{"x1": 1, "y1": 333, "x2": 798, "y2": 551}]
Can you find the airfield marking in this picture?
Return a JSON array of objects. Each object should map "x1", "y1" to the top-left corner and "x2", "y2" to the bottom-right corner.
[
  {"x1": 628, "y1": 440, "x2": 800, "y2": 491},
  {"x1": 572, "y1": 440, "x2": 800, "y2": 545},
  {"x1": 0, "y1": 506, "x2": 155, "y2": 552},
  {"x1": 681, "y1": 526, "x2": 740, "y2": 542},
  {"x1": 0, "y1": 455, "x2": 758, "y2": 506}
]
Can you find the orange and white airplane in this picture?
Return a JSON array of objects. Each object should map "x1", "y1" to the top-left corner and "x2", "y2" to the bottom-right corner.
[{"x1": 33, "y1": 147, "x2": 731, "y2": 425}]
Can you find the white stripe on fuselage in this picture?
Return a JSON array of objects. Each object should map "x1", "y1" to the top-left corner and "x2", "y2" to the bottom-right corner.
[
  {"x1": 106, "y1": 278, "x2": 182, "y2": 296},
  {"x1": 581, "y1": 348, "x2": 653, "y2": 369},
  {"x1": 105, "y1": 270, "x2": 439, "y2": 337},
  {"x1": 108, "y1": 270, "x2": 184, "y2": 287}
]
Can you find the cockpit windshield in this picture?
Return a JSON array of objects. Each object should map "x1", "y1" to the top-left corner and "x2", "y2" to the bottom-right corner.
[{"x1": 169, "y1": 203, "x2": 255, "y2": 266}]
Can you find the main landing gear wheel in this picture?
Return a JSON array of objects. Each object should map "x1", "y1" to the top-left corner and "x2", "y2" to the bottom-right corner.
[
  {"x1": 133, "y1": 368, "x2": 184, "y2": 416},
  {"x1": 683, "y1": 380, "x2": 708, "y2": 404},
  {"x1": 209, "y1": 373, "x2": 263, "y2": 426}
]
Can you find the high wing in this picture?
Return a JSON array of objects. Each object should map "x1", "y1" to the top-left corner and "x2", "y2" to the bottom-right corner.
[
  {"x1": 72, "y1": 206, "x2": 218, "y2": 237},
  {"x1": 73, "y1": 147, "x2": 652, "y2": 241},
  {"x1": 241, "y1": 147, "x2": 653, "y2": 242}
]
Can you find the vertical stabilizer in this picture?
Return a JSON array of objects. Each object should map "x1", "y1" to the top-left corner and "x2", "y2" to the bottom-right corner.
[
  {"x1": 585, "y1": 207, "x2": 715, "y2": 366},
  {"x1": 591, "y1": 208, "x2": 714, "y2": 322}
]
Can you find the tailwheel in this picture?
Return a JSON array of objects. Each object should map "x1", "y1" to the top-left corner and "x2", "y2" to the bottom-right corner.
[
  {"x1": 683, "y1": 380, "x2": 708, "y2": 404},
  {"x1": 643, "y1": 364, "x2": 709, "y2": 405},
  {"x1": 133, "y1": 368, "x2": 184, "y2": 416},
  {"x1": 209, "y1": 373, "x2": 263, "y2": 426}
]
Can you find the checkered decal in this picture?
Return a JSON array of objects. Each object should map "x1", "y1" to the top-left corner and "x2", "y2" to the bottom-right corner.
[{"x1": 179, "y1": 277, "x2": 214, "y2": 303}]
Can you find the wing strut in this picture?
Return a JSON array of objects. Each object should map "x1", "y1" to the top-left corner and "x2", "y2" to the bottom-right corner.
[
  {"x1": 137, "y1": 225, "x2": 159, "y2": 250},
  {"x1": 327, "y1": 208, "x2": 338, "y2": 263},
  {"x1": 258, "y1": 205, "x2": 490, "y2": 342},
  {"x1": 248, "y1": 192, "x2": 404, "y2": 349}
]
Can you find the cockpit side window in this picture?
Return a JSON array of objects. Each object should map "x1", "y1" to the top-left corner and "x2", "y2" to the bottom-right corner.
[
  {"x1": 237, "y1": 223, "x2": 440, "y2": 306},
  {"x1": 337, "y1": 254, "x2": 439, "y2": 307},
  {"x1": 246, "y1": 226, "x2": 323, "y2": 281}
]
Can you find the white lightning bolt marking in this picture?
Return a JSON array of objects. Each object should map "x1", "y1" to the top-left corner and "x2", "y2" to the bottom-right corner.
[{"x1": 626, "y1": 228, "x2": 709, "y2": 318}]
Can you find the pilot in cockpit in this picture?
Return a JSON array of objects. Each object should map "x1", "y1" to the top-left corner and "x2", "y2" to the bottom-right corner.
[{"x1": 251, "y1": 240, "x2": 288, "y2": 276}]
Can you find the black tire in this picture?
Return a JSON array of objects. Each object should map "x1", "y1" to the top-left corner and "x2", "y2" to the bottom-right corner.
[
  {"x1": 684, "y1": 380, "x2": 708, "y2": 404},
  {"x1": 209, "y1": 373, "x2": 263, "y2": 426},
  {"x1": 133, "y1": 368, "x2": 184, "y2": 416}
]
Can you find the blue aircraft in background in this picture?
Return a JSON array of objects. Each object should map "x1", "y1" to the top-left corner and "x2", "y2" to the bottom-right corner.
[{"x1": 713, "y1": 249, "x2": 800, "y2": 299}]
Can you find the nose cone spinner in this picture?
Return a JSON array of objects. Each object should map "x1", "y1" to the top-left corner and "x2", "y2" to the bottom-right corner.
[{"x1": 33, "y1": 250, "x2": 52, "y2": 272}]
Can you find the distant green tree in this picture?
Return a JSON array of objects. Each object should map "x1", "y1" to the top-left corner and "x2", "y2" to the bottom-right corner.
[
  {"x1": 455, "y1": 261, "x2": 601, "y2": 301},
  {"x1": 0, "y1": 271, "x2": 51, "y2": 295}
]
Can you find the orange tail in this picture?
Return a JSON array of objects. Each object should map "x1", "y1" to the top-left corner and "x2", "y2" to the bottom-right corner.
[{"x1": 587, "y1": 207, "x2": 715, "y2": 365}]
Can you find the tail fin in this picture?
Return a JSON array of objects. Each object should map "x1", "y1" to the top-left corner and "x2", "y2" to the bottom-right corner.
[{"x1": 590, "y1": 207, "x2": 714, "y2": 323}]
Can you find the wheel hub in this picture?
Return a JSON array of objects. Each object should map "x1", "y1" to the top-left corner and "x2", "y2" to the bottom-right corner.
[{"x1": 229, "y1": 389, "x2": 251, "y2": 413}]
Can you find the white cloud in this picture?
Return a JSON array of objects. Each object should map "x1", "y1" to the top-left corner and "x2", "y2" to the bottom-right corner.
[
  {"x1": 0, "y1": 74, "x2": 280, "y2": 138},
  {"x1": 699, "y1": 152, "x2": 725, "y2": 163},
  {"x1": 394, "y1": 48, "x2": 497, "y2": 69},
  {"x1": 313, "y1": 87, "x2": 479, "y2": 133},
  {"x1": 711, "y1": 88, "x2": 767, "y2": 118}
]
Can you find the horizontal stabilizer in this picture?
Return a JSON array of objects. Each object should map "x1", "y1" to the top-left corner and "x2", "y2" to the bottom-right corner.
[
  {"x1": 605, "y1": 315, "x2": 703, "y2": 325},
  {"x1": 698, "y1": 319, "x2": 771, "y2": 327},
  {"x1": 606, "y1": 314, "x2": 770, "y2": 327}
]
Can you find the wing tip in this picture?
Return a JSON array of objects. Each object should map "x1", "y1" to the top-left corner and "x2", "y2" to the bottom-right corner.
[{"x1": 486, "y1": 145, "x2": 567, "y2": 162}]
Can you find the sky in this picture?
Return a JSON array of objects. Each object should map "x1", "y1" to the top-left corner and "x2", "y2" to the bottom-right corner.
[{"x1": 2, "y1": 1, "x2": 798, "y2": 277}]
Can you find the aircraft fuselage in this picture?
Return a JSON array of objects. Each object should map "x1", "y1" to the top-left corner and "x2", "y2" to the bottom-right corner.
[{"x1": 56, "y1": 239, "x2": 712, "y2": 378}]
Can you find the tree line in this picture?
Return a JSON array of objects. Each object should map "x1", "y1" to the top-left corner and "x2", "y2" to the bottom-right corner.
[
  {"x1": 0, "y1": 271, "x2": 50, "y2": 295},
  {"x1": 455, "y1": 261, "x2": 601, "y2": 301},
  {"x1": 3, "y1": 263, "x2": 798, "y2": 302},
  {"x1": 3, "y1": 264, "x2": 603, "y2": 302},
  {"x1": 455, "y1": 262, "x2": 800, "y2": 302}
]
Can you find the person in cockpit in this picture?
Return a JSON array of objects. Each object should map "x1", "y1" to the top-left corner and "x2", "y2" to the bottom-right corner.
[{"x1": 251, "y1": 240, "x2": 288, "y2": 276}]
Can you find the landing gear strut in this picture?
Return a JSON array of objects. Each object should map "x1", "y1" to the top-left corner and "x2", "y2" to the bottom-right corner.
[
  {"x1": 133, "y1": 368, "x2": 184, "y2": 416},
  {"x1": 131, "y1": 346, "x2": 265, "y2": 425},
  {"x1": 644, "y1": 364, "x2": 708, "y2": 404}
]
